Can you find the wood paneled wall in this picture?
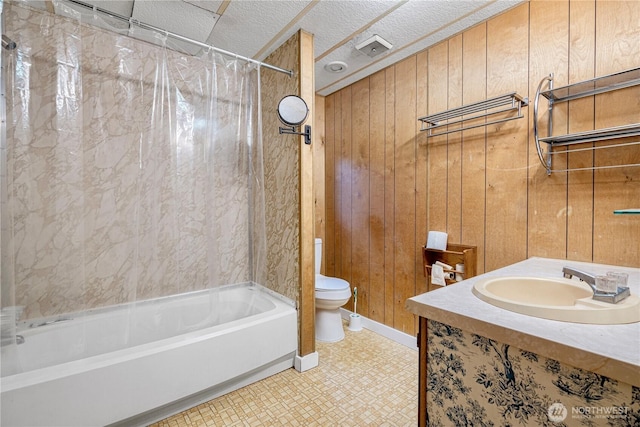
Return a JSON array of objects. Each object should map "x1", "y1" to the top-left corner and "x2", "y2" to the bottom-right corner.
[{"x1": 320, "y1": 0, "x2": 640, "y2": 336}]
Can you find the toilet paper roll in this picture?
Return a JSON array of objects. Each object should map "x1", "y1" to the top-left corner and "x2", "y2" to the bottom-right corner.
[
  {"x1": 426, "y1": 231, "x2": 448, "y2": 251},
  {"x1": 435, "y1": 261, "x2": 453, "y2": 270},
  {"x1": 455, "y1": 263, "x2": 465, "y2": 282}
]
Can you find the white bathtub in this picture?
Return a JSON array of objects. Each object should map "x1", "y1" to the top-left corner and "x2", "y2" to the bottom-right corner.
[{"x1": 0, "y1": 283, "x2": 298, "y2": 426}]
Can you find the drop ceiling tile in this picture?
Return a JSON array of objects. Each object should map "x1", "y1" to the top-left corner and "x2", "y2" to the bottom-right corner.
[
  {"x1": 89, "y1": 0, "x2": 135, "y2": 17},
  {"x1": 53, "y1": 0, "x2": 132, "y2": 32},
  {"x1": 131, "y1": 0, "x2": 219, "y2": 51},
  {"x1": 206, "y1": 0, "x2": 311, "y2": 58},
  {"x1": 182, "y1": 0, "x2": 224, "y2": 14}
]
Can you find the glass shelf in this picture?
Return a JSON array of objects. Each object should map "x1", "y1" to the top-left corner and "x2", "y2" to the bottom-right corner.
[
  {"x1": 613, "y1": 209, "x2": 640, "y2": 215},
  {"x1": 541, "y1": 67, "x2": 640, "y2": 103}
]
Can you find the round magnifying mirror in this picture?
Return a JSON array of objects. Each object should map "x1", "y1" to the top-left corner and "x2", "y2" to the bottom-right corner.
[{"x1": 277, "y1": 95, "x2": 309, "y2": 127}]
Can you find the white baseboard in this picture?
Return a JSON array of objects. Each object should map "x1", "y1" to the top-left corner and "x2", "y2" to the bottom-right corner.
[
  {"x1": 340, "y1": 309, "x2": 417, "y2": 350},
  {"x1": 294, "y1": 351, "x2": 319, "y2": 372}
]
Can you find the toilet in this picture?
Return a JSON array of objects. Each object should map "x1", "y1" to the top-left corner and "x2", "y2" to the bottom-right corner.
[{"x1": 315, "y1": 238, "x2": 352, "y2": 342}]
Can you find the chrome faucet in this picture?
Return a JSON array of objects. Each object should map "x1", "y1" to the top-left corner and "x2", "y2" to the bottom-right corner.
[
  {"x1": 562, "y1": 266, "x2": 630, "y2": 304},
  {"x1": 562, "y1": 267, "x2": 596, "y2": 288}
]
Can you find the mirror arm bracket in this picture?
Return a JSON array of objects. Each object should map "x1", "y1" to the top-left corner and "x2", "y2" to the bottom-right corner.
[{"x1": 279, "y1": 125, "x2": 312, "y2": 145}]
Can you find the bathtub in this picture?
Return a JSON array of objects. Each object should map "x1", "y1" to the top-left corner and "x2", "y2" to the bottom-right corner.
[{"x1": 0, "y1": 283, "x2": 298, "y2": 426}]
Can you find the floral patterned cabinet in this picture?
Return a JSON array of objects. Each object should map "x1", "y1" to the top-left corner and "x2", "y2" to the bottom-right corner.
[
  {"x1": 407, "y1": 258, "x2": 640, "y2": 427},
  {"x1": 416, "y1": 317, "x2": 638, "y2": 426}
]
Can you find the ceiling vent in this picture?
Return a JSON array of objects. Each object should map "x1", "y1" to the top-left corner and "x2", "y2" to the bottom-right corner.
[{"x1": 355, "y1": 34, "x2": 392, "y2": 58}]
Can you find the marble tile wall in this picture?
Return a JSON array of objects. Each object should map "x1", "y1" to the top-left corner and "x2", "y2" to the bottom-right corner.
[
  {"x1": 260, "y1": 33, "x2": 301, "y2": 303},
  {"x1": 3, "y1": 2, "x2": 260, "y2": 319}
]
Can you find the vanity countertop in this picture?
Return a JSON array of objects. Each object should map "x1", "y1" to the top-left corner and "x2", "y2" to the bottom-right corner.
[{"x1": 405, "y1": 257, "x2": 640, "y2": 386}]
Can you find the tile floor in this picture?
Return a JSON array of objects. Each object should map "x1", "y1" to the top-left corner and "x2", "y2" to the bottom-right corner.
[{"x1": 152, "y1": 324, "x2": 418, "y2": 426}]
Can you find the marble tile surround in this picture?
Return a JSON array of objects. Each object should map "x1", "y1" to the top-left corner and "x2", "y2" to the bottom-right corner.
[
  {"x1": 260, "y1": 33, "x2": 300, "y2": 303},
  {"x1": 3, "y1": 2, "x2": 264, "y2": 319}
]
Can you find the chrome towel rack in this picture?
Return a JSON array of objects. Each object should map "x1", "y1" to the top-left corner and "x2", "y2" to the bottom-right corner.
[
  {"x1": 533, "y1": 67, "x2": 640, "y2": 174},
  {"x1": 418, "y1": 93, "x2": 528, "y2": 137}
]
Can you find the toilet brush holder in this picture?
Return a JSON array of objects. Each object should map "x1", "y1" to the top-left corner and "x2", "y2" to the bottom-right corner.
[{"x1": 348, "y1": 313, "x2": 362, "y2": 332}]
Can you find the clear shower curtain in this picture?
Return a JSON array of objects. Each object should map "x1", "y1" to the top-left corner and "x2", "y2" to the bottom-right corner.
[{"x1": 1, "y1": 0, "x2": 266, "y2": 369}]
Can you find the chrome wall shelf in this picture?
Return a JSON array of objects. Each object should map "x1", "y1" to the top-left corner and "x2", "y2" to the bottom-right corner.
[
  {"x1": 533, "y1": 67, "x2": 640, "y2": 174},
  {"x1": 541, "y1": 68, "x2": 640, "y2": 102},
  {"x1": 418, "y1": 93, "x2": 528, "y2": 137}
]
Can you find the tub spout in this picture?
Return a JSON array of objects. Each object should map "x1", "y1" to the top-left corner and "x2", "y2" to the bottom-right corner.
[{"x1": 0, "y1": 335, "x2": 25, "y2": 345}]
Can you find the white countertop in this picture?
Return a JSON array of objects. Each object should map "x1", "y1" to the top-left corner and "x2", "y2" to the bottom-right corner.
[{"x1": 406, "y1": 257, "x2": 640, "y2": 385}]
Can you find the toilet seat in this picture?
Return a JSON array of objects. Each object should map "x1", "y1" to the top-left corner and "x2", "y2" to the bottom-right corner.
[
  {"x1": 315, "y1": 275, "x2": 351, "y2": 301},
  {"x1": 316, "y1": 274, "x2": 349, "y2": 291}
]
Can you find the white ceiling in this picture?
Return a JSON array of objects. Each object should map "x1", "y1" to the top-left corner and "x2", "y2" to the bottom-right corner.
[{"x1": 35, "y1": 0, "x2": 525, "y2": 96}]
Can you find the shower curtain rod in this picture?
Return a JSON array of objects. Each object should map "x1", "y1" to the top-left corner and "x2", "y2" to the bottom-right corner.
[{"x1": 65, "y1": 0, "x2": 294, "y2": 77}]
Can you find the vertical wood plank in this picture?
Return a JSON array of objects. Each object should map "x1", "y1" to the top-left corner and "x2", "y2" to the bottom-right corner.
[
  {"x1": 528, "y1": 0, "x2": 569, "y2": 259},
  {"x1": 415, "y1": 51, "x2": 429, "y2": 304},
  {"x1": 384, "y1": 68, "x2": 396, "y2": 327},
  {"x1": 324, "y1": 94, "x2": 336, "y2": 276},
  {"x1": 299, "y1": 30, "x2": 315, "y2": 356},
  {"x1": 340, "y1": 87, "x2": 353, "y2": 283},
  {"x1": 567, "y1": 0, "x2": 595, "y2": 262},
  {"x1": 593, "y1": 0, "x2": 640, "y2": 266},
  {"x1": 461, "y1": 23, "x2": 487, "y2": 274},
  {"x1": 314, "y1": 95, "x2": 326, "y2": 247},
  {"x1": 427, "y1": 42, "x2": 449, "y2": 234},
  {"x1": 447, "y1": 35, "x2": 463, "y2": 243},
  {"x1": 350, "y1": 79, "x2": 370, "y2": 314},
  {"x1": 394, "y1": 56, "x2": 417, "y2": 335},
  {"x1": 369, "y1": 71, "x2": 386, "y2": 323},
  {"x1": 485, "y1": 4, "x2": 530, "y2": 271},
  {"x1": 332, "y1": 91, "x2": 342, "y2": 277}
]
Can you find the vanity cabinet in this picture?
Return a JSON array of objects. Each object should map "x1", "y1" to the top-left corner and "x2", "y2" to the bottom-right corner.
[
  {"x1": 414, "y1": 316, "x2": 638, "y2": 426},
  {"x1": 422, "y1": 244, "x2": 476, "y2": 292},
  {"x1": 407, "y1": 258, "x2": 640, "y2": 426}
]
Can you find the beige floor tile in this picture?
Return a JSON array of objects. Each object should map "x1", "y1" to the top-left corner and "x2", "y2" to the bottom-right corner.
[{"x1": 152, "y1": 325, "x2": 418, "y2": 426}]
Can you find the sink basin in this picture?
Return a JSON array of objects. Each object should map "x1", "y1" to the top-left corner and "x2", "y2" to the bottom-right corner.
[{"x1": 472, "y1": 276, "x2": 640, "y2": 324}]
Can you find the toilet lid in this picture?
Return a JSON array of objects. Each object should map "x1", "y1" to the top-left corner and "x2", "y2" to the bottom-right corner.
[{"x1": 315, "y1": 275, "x2": 350, "y2": 291}]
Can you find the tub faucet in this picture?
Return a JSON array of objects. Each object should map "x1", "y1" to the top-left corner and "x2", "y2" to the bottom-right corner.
[
  {"x1": 562, "y1": 266, "x2": 630, "y2": 304},
  {"x1": 0, "y1": 306, "x2": 26, "y2": 345}
]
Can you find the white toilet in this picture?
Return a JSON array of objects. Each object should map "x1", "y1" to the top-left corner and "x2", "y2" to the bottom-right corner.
[{"x1": 315, "y1": 238, "x2": 352, "y2": 342}]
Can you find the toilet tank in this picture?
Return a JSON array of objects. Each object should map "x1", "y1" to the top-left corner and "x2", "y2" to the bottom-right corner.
[{"x1": 315, "y1": 238, "x2": 322, "y2": 274}]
